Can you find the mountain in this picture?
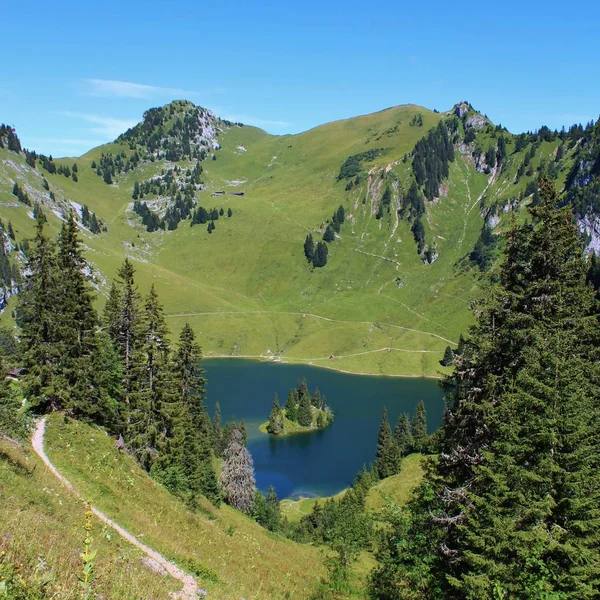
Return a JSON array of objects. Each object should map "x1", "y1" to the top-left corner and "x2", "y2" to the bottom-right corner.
[{"x1": 1, "y1": 101, "x2": 598, "y2": 377}]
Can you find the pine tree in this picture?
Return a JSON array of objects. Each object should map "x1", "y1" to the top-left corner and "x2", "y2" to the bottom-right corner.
[
  {"x1": 411, "y1": 400, "x2": 428, "y2": 452},
  {"x1": 323, "y1": 224, "x2": 335, "y2": 242},
  {"x1": 297, "y1": 391, "x2": 313, "y2": 427},
  {"x1": 440, "y1": 345, "x2": 454, "y2": 366},
  {"x1": 266, "y1": 393, "x2": 284, "y2": 434},
  {"x1": 18, "y1": 215, "x2": 62, "y2": 413},
  {"x1": 54, "y1": 214, "x2": 110, "y2": 423},
  {"x1": 394, "y1": 413, "x2": 413, "y2": 456},
  {"x1": 312, "y1": 386, "x2": 321, "y2": 408},
  {"x1": 285, "y1": 389, "x2": 298, "y2": 421},
  {"x1": 104, "y1": 259, "x2": 146, "y2": 445},
  {"x1": 220, "y1": 428, "x2": 256, "y2": 515},
  {"x1": 375, "y1": 407, "x2": 401, "y2": 479},
  {"x1": 136, "y1": 284, "x2": 171, "y2": 469},
  {"x1": 304, "y1": 234, "x2": 315, "y2": 262}
]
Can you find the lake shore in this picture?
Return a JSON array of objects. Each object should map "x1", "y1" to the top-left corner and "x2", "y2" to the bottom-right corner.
[{"x1": 203, "y1": 352, "x2": 446, "y2": 380}]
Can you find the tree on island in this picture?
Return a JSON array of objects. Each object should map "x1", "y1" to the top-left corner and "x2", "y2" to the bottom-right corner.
[
  {"x1": 297, "y1": 391, "x2": 313, "y2": 427},
  {"x1": 267, "y1": 393, "x2": 284, "y2": 434},
  {"x1": 220, "y1": 428, "x2": 256, "y2": 515}
]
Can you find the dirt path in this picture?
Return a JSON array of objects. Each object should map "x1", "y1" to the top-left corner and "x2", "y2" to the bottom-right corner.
[{"x1": 31, "y1": 418, "x2": 202, "y2": 600}]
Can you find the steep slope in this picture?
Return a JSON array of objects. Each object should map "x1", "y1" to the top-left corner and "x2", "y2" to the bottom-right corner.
[
  {"x1": 0, "y1": 102, "x2": 596, "y2": 376},
  {"x1": 42, "y1": 414, "x2": 324, "y2": 599}
]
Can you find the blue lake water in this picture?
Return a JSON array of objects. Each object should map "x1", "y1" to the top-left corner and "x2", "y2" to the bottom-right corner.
[{"x1": 204, "y1": 359, "x2": 444, "y2": 499}]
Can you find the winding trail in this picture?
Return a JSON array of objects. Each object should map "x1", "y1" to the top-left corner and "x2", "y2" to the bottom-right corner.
[{"x1": 31, "y1": 418, "x2": 201, "y2": 600}]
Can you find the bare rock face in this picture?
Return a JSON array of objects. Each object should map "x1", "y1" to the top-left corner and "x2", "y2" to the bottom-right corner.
[
  {"x1": 454, "y1": 101, "x2": 470, "y2": 119},
  {"x1": 465, "y1": 114, "x2": 488, "y2": 130}
]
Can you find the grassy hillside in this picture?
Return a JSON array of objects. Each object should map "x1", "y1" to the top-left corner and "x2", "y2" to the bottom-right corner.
[
  {"x1": 42, "y1": 415, "x2": 325, "y2": 599},
  {"x1": 0, "y1": 434, "x2": 179, "y2": 599},
  {"x1": 0, "y1": 101, "x2": 579, "y2": 376}
]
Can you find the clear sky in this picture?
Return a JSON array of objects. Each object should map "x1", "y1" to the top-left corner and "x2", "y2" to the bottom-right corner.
[{"x1": 2, "y1": 0, "x2": 599, "y2": 156}]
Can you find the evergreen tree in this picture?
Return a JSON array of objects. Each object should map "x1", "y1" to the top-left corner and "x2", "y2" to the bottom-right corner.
[
  {"x1": 18, "y1": 215, "x2": 62, "y2": 413},
  {"x1": 137, "y1": 284, "x2": 171, "y2": 469},
  {"x1": 394, "y1": 413, "x2": 413, "y2": 456},
  {"x1": 440, "y1": 345, "x2": 454, "y2": 366},
  {"x1": 285, "y1": 389, "x2": 299, "y2": 421},
  {"x1": 297, "y1": 390, "x2": 313, "y2": 427},
  {"x1": 323, "y1": 224, "x2": 335, "y2": 242},
  {"x1": 312, "y1": 386, "x2": 322, "y2": 408},
  {"x1": 312, "y1": 241, "x2": 328, "y2": 267},
  {"x1": 375, "y1": 407, "x2": 401, "y2": 479},
  {"x1": 266, "y1": 393, "x2": 284, "y2": 434},
  {"x1": 220, "y1": 428, "x2": 256, "y2": 515},
  {"x1": 369, "y1": 178, "x2": 600, "y2": 599},
  {"x1": 54, "y1": 214, "x2": 110, "y2": 422},
  {"x1": 411, "y1": 400, "x2": 427, "y2": 452},
  {"x1": 303, "y1": 234, "x2": 315, "y2": 263}
]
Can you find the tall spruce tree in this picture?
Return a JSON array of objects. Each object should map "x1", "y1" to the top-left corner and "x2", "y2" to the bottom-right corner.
[
  {"x1": 369, "y1": 178, "x2": 600, "y2": 599},
  {"x1": 136, "y1": 284, "x2": 171, "y2": 469},
  {"x1": 55, "y1": 214, "x2": 112, "y2": 422},
  {"x1": 267, "y1": 393, "x2": 284, "y2": 434},
  {"x1": 18, "y1": 215, "x2": 61, "y2": 412},
  {"x1": 394, "y1": 413, "x2": 413, "y2": 457},
  {"x1": 297, "y1": 391, "x2": 313, "y2": 427},
  {"x1": 411, "y1": 400, "x2": 428, "y2": 452},
  {"x1": 172, "y1": 323, "x2": 218, "y2": 504},
  {"x1": 104, "y1": 258, "x2": 144, "y2": 436},
  {"x1": 375, "y1": 407, "x2": 401, "y2": 479}
]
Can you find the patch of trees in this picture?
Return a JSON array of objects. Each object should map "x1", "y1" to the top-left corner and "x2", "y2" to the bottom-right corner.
[
  {"x1": 0, "y1": 124, "x2": 22, "y2": 153},
  {"x1": 373, "y1": 402, "x2": 430, "y2": 479},
  {"x1": 304, "y1": 205, "x2": 345, "y2": 268},
  {"x1": 117, "y1": 101, "x2": 218, "y2": 162},
  {"x1": 303, "y1": 234, "x2": 329, "y2": 268},
  {"x1": 409, "y1": 113, "x2": 423, "y2": 127},
  {"x1": 337, "y1": 149, "x2": 383, "y2": 181},
  {"x1": 190, "y1": 205, "x2": 225, "y2": 226},
  {"x1": 412, "y1": 120, "x2": 454, "y2": 200},
  {"x1": 132, "y1": 163, "x2": 203, "y2": 201},
  {"x1": 470, "y1": 221, "x2": 498, "y2": 270},
  {"x1": 9, "y1": 219, "x2": 258, "y2": 509},
  {"x1": 80, "y1": 205, "x2": 104, "y2": 234},
  {"x1": 376, "y1": 186, "x2": 392, "y2": 219},
  {"x1": 369, "y1": 179, "x2": 600, "y2": 599},
  {"x1": 12, "y1": 182, "x2": 31, "y2": 206},
  {"x1": 564, "y1": 118, "x2": 600, "y2": 219},
  {"x1": 94, "y1": 151, "x2": 141, "y2": 185},
  {"x1": 267, "y1": 378, "x2": 333, "y2": 434}
]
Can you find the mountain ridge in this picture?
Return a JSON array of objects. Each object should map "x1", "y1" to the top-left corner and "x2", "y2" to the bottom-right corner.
[{"x1": 1, "y1": 99, "x2": 598, "y2": 376}]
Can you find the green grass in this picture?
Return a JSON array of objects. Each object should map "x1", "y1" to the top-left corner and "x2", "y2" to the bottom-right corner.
[
  {"x1": 0, "y1": 101, "x2": 563, "y2": 377},
  {"x1": 365, "y1": 453, "x2": 426, "y2": 513},
  {"x1": 280, "y1": 454, "x2": 426, "y2": 523},
  {"x1": 42, "y1": 415, "x2": 325, "y2": 599},
  {"x1": 0, "y1": 434, "x2": 179, "y2": 599}
]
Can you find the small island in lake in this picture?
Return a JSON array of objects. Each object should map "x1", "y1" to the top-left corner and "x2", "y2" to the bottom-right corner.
[{"x1": 260, "y1": 378, "x2": 334, "y2": 435}]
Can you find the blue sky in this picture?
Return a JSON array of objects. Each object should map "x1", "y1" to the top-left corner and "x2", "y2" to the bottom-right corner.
[{"x1": 2, "y1": 0, "x2": 599, "y2": 156}]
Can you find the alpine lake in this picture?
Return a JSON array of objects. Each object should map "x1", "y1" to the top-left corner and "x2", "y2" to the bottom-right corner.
[{"x1": 204, "y1": 359, "x2": 444, "y2": 499}]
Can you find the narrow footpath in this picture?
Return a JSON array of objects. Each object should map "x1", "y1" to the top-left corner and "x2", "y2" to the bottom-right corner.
[{"x1": 32, "y1": 418, "x2": 202, "y2": 600}]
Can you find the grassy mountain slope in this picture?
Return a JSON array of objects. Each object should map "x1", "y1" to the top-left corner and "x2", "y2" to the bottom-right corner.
[
  {"x1": 0, "y1": 102, "x2": 590, "y2": 376},
  {"x1": 42, "y1": 415, "x2": 325, "y2": 599},
  {"x1": 0, "y1": 434, "x2": 179, "y2": 599}
]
